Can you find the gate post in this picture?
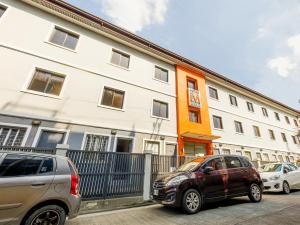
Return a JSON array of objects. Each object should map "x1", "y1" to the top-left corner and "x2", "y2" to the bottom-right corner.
[
  {"x1": 143, "y1": 150, "x2": 152, "y2": 201},
  {"x1": 56, "y1": 144, "x2": 69, "y2": 156}
]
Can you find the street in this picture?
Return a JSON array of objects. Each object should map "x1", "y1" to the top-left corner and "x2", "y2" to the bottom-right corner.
[{"x1": 68, "y1": 191, "x2": 300, "y2": 225}]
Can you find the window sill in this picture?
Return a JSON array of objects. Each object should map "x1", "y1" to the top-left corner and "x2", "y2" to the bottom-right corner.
[
  {"x1": 209, "y1": 97, "x2": 219, "y2": 102},
  {"x1": 230, "y1": 104, "x2": 238, "y2": 108},
  {"x1": 44, "y1": 41, "x2": 77, "y2": 53},
  {"x1": 98, "y1": 104, "x2": 125, "y2": 112},
  {"x1": 151, "y1": 115, "x2": 170, "y2": 121},
  {"x1": 153, "y1": 77, "x2": 170, "y2": 85},
  {"x1": 213, "y1": 128, "x2": 224, "y2": 131},
  {"x1": 108, "y1": 62, "x2": 130, "y2": 71},
  {"x1": 21, "y1": 90, "x2": 62, "y2": 99},
  {"x1": 235, "y1": 132, "x2": 244, "y2": 135}
]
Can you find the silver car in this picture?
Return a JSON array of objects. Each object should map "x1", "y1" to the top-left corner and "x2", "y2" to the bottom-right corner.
[{"x1": 0, "y1": 151, "x2": 81, "y2": 225}]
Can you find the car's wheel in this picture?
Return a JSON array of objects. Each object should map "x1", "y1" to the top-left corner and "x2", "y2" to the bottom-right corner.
[
  {"x1": 24, "y1": 205, "x2": 66, "y2": 225},
  {"x1": 248, "y1": 183, "x2": 262, "y2": 202},
  {"x1": 182, "y1": 189, "x2": 202, "y2": 214},
  {"x1": 283, "y1": 181, "x2": 290, "y2": 194}
]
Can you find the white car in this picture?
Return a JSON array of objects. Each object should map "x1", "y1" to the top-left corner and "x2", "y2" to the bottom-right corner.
[{"x1": 259, "y1": 163, "x2": 300, "y2": 194}]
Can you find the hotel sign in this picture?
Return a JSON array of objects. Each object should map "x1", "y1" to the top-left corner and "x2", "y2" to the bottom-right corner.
[{"x1": 188, "y1": 88, "x2": 201, "y2": 108}]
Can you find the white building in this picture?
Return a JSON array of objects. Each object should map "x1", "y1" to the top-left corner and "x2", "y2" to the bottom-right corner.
[{"x1": 0, "y1": 0, "x2": 178, "y2": 154}]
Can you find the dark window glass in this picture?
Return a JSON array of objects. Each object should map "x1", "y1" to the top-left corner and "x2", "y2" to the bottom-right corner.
[
  {"x1": 224, "y1": 156, "x2": 242, "y2": 169},
  {"x1": 209, "y1": 87, "x2": 218, "y2": 99},
  {"x1": 234, "y1": 121, "x2": 244, "y2": 133},
  {"x1": 213, "y1": 115, "x2": 223, "y2": 129},
  {"x1": 274, "y1": 112, "x2": 280, "y2": 121},
  {"x1": 269, "y1": 129, "x2": 275, "y2": 140},
  {"x1": 285, "y1": 116, "x2": 290, "y2": 124},
  {"x1": 262, "y1": 107, "x2": 268, "y2": 117},
  {"x1": 153, "y1": 100, "x2": 168, "y2": 118},
  {"x1": 0, "y1": 126, "x2": 26, "y2": 146},
  {"x1": 83, "y1": 134, "x2": 109, "y2": 152},
  {"x1": 229, "y1": 95, "x2": 238, "y2": 106},
  {"x1": 28, "y1": 70, "x2": 65, "y2": 96},
  {"x1": 101, "y1": 87, "x2": 125, "y2": 109},
  {"x1": 111, "y1": 50, "x2": 130, "y2": 68},
  {"x1": 187, "y1": 80, "x2": 196, "y2": 90},
  {"x1": 39, "y1": 158, "x2": 54, "y2": 174},
  {"x1": 49, "y1": 27, "x2": 79, "y2": 50},
  {"x1": 155, "y1": 66, "x2": 168, "y2": 82},
  {"x1": 189, "y1": 111, "x2": 199, "y2": 123},
  {"x1": 294, "y1": 119, "x2": 298, "y2": 127},
  {"x1": 240, "y1": 157, "x2": 251, "y2": 167},
  {"x1": 281, "y1": 133, "x2": 287, "y2": 142},
  {"x1": 0, "y1": 5, "x2": 6, "y2": 18},
  {"x1": 292, "y1": 136, "x2": 297, "y2": 144},
  {"x1": 37, "y1": 131, "x2": 65, "y2": 149},
  {"x1": 0, "y1": 155, "x2": 43, "y2": 177},
  {"x1": 202, "y1": 158, "x2": 226, "y2": 170},
  {"x1": 247, "y1": 102, "x2": 254, "y2": 112},
  {"x1": 253, "y1": 126, "x2": 261, "y2": 137}
]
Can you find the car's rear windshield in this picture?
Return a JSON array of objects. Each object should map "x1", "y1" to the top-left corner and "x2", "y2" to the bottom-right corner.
[{"x1": 260, "y1": 164, "x2": 282, "y2": 172}]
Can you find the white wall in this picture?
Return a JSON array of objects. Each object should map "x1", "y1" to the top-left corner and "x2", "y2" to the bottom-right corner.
[
  {"x1": 206, "y1": 80, "x2": 300, "y2": 156},
  {"x1": 0, "y1": 0, "x2": 177, "y2": 136}
]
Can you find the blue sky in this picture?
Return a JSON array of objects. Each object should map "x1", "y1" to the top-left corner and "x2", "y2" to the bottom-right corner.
[{"x1": 65, "y1": 0, "x2": 300, "y2": 110}]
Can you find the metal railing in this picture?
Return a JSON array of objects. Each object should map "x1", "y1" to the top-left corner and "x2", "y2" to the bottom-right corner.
[
  {"x1": 0, "y1": 146, "x2": 56, "y2": 155},
  {"x1": 67, "y1": 150, "x2": 145, "y2": 200}
]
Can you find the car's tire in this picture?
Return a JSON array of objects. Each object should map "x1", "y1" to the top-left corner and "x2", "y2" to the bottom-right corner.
[
  {"x1": 24, "y1": 205, "x2": 66, "y2": 225},
  {"x1": 282, "y1": 181, "x2": 290, "y2": 194},
  {"x1": 182, "y1": 189, "x2": 202, "y2": 214},
  {"x1": 248, "y1": 183, "x2": 262, "y2": 203}
]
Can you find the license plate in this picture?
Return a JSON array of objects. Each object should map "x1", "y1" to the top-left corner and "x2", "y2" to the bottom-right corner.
[{"x1": 153, "y1": 189, "x2": 159, "y2": 196}]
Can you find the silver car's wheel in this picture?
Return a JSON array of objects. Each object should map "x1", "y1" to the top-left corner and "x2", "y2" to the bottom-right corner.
[
  {"x1": 25, "y1": 205, "x2": 66, "y2": 225},
  {"x1": 248, "y1": 183, "x2": 262, "y2": 202},
  {"x1": 283, "y1": 181, "x2": 290, "y2": 194},
  {"x1": 182, "y1": 189, "x2": 201, "y2": 214}
]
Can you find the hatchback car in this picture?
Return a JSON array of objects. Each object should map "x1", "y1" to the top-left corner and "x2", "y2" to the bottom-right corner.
[
  {"x1": 260, "y1": 162, "x2": 300, "y2": 194},
  {"x1": 153, "y1": 155, "x2": 263, "y2": 214},
  {"x1": 0, "y1": 152, "x2": 81, "y2": 225}
]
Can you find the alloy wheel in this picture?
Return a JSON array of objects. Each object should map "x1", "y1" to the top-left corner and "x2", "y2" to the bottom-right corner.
[
  {"x1": 251, "y1": 184, "x2": 261, "y2": 201},
  {"x1": 31, "y1": 210, "x2": 60, "y2": 225},
  {"x1": 283, "y1": 182, "x2": 290, "y2": 194},
  {"x1": 186, "y1": 192, "x2": 200, "y2": 211}
]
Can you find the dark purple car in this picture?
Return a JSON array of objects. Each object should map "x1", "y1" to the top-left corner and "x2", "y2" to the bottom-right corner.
[{"x1": 153, "y1": 155, "x2": 263, "y2": 214}]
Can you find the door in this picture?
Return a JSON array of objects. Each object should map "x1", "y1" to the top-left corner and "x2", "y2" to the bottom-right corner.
[
  {"x1": 282, "y1": 165, "x2": 293, "y2": 186},
  {"x1": 224, "y1": 156, "x2": 248, "y2": 196},
  {"x1": 200, "y1": 157, "x2": 227, "y2": 200},
  {"x1": 0, "y1": 154, "x2": 55, "y2": 225},
  {"x1": 287, "y1": 164, "x2": 300, "y2": 188}
]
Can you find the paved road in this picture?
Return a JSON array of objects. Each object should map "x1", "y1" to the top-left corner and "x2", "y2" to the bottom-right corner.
[{"x1": 68, "y1": 191, "x2": 300, "y2": 225}]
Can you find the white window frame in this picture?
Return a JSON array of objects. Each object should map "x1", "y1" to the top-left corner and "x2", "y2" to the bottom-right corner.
[
  {"x1": 208, "y1": 86, "x2": 219, "y2": 101},
  {"x1": 212, "y1": 115, "x2": 223, "y2": 130},
  {"x1": 153, "y1": 65, "x2": 169, "y2": 84},
  {"x1": 0, "y1": 3, "x2": 9, "y2": 24},
  {"x1": 109, "y1": 48, "x2": 131, "y2": 71},
  {"x1": 235, "y1": 150, "x2": 243, "y2": 156},
  {"x1": 21, "y1": 66, "x2": 67, "y2": 99},
  {"x1": 234, "y1": 121, "x2": 244, "y2": 134},
  {"x1": 143, "y1": 139, "x2": 162, "y2": 155},
  {"x1": 164, "y1": 141, "x2": 178, "y2": 156},
  {"x1": 244, "y1": 151, "x2": 252, "y2": 160},
  {"x1": 32, "y1": 127, "x2": 70, "y2": 147},
  {"x1": 229, "y1": 94, "x2": 238, "y2": 107},
  {"x1": 151, "y1": 98, "x2": 170, "y2": 120},
  {"x1": 98, "y1": 85, "x2": 127, "y2": 111},
  {"x1": 222, "y1": 149, "x2": 231, "y2": 155},
  {"x1": 112, "y1": 135, "x2": 135, "y2": 153},
  {"x1": 81, "y1": 132, "x2": 111, "y2": 151},
  {"x1": 45, "y1": 24, "x2": 80, "y2": 53},
  {"x1": 247, "y1": 101, "x2": 255, "y2": 113},
  {"x1": 0, "y1": 122, "x2": 32, "y2": 147}
]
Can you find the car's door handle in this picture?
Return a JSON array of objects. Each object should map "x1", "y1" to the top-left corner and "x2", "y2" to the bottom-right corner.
[{"x1": 31, "y1": 183, "x2": 46, "y2": 187}]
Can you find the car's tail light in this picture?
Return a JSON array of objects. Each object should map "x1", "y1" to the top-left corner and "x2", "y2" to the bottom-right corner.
[{"x1": 70, "y1": 175, "x2": 79, "y2": 195}]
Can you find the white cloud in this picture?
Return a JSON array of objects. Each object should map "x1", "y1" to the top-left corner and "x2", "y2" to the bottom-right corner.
[
  {"x1": 267, "y1": 56, "x2": 296, "y2": 77},
  {"x1": 287, "y1": 34, "x2": 300, "y2": 56},
  {"x1": 99, "y1": 0, "x2": 170, "y2": 33}
]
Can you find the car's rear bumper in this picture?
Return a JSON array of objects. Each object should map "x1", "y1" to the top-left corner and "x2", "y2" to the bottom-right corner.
[{"x1": 68, "y1": 194, "x2": 81, "y2": 219}]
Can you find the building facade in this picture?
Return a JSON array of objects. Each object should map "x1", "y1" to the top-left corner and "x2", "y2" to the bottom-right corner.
[{"x1": 0, "y1": 0, "x2": 299, "y2": 162}]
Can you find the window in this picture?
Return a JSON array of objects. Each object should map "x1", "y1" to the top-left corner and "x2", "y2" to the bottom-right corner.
[
  {"x1": 240, "y1": 157, "x2": 251, "y2": 167},
  {"x1": 285, "y1": 116, "x2": 290, "y2": 124},
  {"x1": 278, "y1": 155, "x2": 284, "y2": 162},
  {"x1": 234, "y1": 121, "x2": 244, "y2": 134},
  {"x1": 49, "y1": 27, "x2": 79, "y2": 50},
  {"x1": 144, "y1": 140, "x2": 160, "y2": 155},
  {"x1": 262, "y1": 107, "x2": 268, "y2": 117},
  {"x1": 253, "y1": 126, "x2": 261, "y2": 137},
  {"x1": 213, "y1": 148, "x2": 220, "y2": 155},
  {"x1": 229, "y1": 95, "x2": 238, "y2": 106},
  {"x1": 152, "y1": 100, "x2": 168, "y2": 119},
  {"x1": 111, "y1": 50, "x2": 130, "y2": 68},
  {"x1": 101, "y1": 87, "x2": 125, "y2": 109},
  {"x1": 281, "y1": 133, "x2": 287, "y2": 142},
  {"x1": 247, "y1": 102, "x2": 254, "y2": 112},
  {"x1": 256, "y1": 152, "x2": 262, "y2": 161},
  {"x1": 39, "y1": 158, "x2": 54, "y2": 174},
  {"x1": 288, "y1": 163, "x2": 297, "y2": 170},
  {"x1": 213, "y1": 115, "x2": 223, "y2": 129},
  {"x1": 224, "y1": 156, "x2": 242, "y2": 169},
  {"x1": 285, "y1": 156, "x2": 290, "y2": 162},
  {"x1": 294, "y1": 119, "x2": 298, "y2": 127},
  {"x1": 187, "y1": 80, "x2": 196, "y2": 90},
  {"x1": 154, "y1": 66, "x2": 168, "y2": 82},
  {"x1": 0, "y1": 5, "x2": 7, "y2": 18},
  {"x1": 271, "y1": 154, "x2": 277, "y2": 162},
  {"x1": 0, "y1": 155, "x2": 44, "y2": 177},
  {"x1": 236, "y1": 150, "x2": 242, "y2": 156},
  {"x1": 203, "y1": 158, "x2": 226, "y2": 170},
  {"x1": 244, "y1": 151, "x2": 252, "y2": 160},
  {"x1": 222, "y1": 149, "x2": 231, "y2": 155},
  {"x1": 269, "y1": 129, "x2": 275, "y2": 140},
  {"x1": 0, "y1": 126, "x2": 27, "y2": 146},
  {"x1": 28, "y1": 69, "x2": 65, "y2": 96},
  {"x1": 292, "y1": 136, "x2": 298, "y2": 144},
  {"x1": 83, "y1": 134, "x2": 109, "y2": 152},
  {"x1": 263, "y1": 153, "x2": 270, "y2": 162},
  {"x1": 189, "y1": 110, "x2": 199, "y2": 123},
  {"x1": 37, "y1": 130, "x2": 65, "y2": 149},
  {"x1": 274, "y1": 112, "x2": 280, "y2": 121},
  {"x1": 208, "y1": 87, "x2": 218, "y2": 99}
]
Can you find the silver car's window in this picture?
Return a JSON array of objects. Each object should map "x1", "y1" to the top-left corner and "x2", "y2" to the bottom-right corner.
[
  {"x1": 39, "y1": 158, "x2": 54, "y2": 174},
  {"x1": 0, "y1": 154, "x2": 43, "y2": 177},
  {"x1": 288, "y1": 164, "x2": 298, "y2": 171}
]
